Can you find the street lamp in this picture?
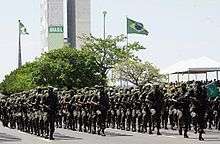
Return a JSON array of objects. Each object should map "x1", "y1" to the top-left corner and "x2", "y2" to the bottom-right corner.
[{"x1": 103, "y1": 11, "x2": 107, "y2": 39}]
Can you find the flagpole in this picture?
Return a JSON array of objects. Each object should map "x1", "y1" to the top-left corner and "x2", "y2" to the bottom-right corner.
[
  {"x1": 126, "y1": 16, "x2": 129, "y2": 87},
  {"x1": 18, "y1": 20, "x2": 22, "y2": 68},
  {"x1": 103, "y1": 11, "x2": 107, "y2": 39},
  {"x1": 126, "y1": 35, "x2": 129, "y2": 87}
]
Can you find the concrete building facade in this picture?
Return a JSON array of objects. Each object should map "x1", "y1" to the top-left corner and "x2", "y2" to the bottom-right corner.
[
  {"x1": 67, "y1": 0, "x2": 91, "y2": 48},
  {"x1": 41, "y1": 0, "x2": 90, "y2": 52},
  {"x1": 41, "y1": 0, "x2": 64, "y2": 52}
]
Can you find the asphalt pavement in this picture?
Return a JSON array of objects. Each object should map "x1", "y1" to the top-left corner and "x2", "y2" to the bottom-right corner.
[{"x1": 0, "y1": 124, "x2": 220, "y2": 144}]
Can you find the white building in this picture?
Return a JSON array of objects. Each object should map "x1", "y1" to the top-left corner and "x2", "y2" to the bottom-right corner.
[
  {"x1": 67, "y1": 0, "x2": 91, "y2": 48},
  {"x1": 41, "y1": 0, "x2": 64, "y2": 52},
  {"x1": 41, "y1": 0, "x2": 90, "y2": 52}
]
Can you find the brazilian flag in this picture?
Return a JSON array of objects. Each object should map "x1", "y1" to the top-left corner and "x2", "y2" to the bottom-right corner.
[
  {"x1": 19, "y1": 20, "x2": 29, "y2": 35},
  {"x1": 127, "y1": 18, "x2": 148, "y2": 36},
  {"x1": 207, "y1": 82, "x2": 220, "y2": 98}
]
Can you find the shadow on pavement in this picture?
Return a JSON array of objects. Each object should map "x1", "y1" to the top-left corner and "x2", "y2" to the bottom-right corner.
[
  {"x1": 0, "y1": 132, "x2": 21, "y2": 143},
  {"x1": 161, "y1": 131, "x2": 180, "y2": 136},
  {"x1": 105, "y1": 131, "x2": 133, "y2": 137},
  {"x1": 204, "y1": 130, "x2": 220, "y2": 134},
  {"x1": 188, "y1": 137, "x2": 220, "y2": 142},
  {"x1": 54, "y1": 132, "x2": 83, "y2": 141}
]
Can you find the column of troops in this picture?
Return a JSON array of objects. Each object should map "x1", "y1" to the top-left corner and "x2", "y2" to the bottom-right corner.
[{"x1": 0, "y1": 81, "x2": 220, "y2": 141}]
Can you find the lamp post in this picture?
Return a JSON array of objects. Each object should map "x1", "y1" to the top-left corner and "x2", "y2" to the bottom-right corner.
[{"x1": 103, "y1": 11, "x2": 107, "y2": 39}]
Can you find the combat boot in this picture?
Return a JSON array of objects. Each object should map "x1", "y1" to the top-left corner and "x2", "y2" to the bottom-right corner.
[
  {"x1": 199, "y1": 132, "x2": 204, "y2": 141},
  {"x1": 184, "y1": 130, "x2": 189, "y2": 138},
  {"x1": 101, "y1": 129, "x2": 106, "y2": 136},
  {"x1": 179, "y1": 128, "x2": 182, "y2": 135}
]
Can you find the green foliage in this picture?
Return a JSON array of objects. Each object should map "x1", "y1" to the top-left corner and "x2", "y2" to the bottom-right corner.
[
  {"x1": 0, "y1": 34, "x2": 147, "y2": 94},
  {"x1": 81, "y1": 34, "x2": 144, "y2": 85},
  {"x1": 33, "y1": 47, "x2": 102, "y2": 89},
  {"x1": 0, "y1": 47, "x2": 102, "y2": 95},
  {"x1": 0, "y1": 62, "x2": 38, "y2": 95},
  {"x1": 113, "y1": 59, "x2": 164, "y2": 86}
]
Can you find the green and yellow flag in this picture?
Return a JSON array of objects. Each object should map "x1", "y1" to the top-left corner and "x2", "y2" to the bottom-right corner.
[
  {"x1": 207, "y1": 82, "x2": 220, "y2": 98},
  {"x1": 19, "y1": 20, "x2": 29, "y2": 35},
  {"x1": 127, "y1": 18, "x2": 148, "y2": 36}
]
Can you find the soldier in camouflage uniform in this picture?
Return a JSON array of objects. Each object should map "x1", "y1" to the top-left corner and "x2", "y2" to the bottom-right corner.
[
  {"x1": 147, "y1": 84, "x2": 164, "y2": 135},
  {"x1": 44, "y1": 86, "x2": 59, "y2": 140},
  {"x1": 193, "y1": 82, "x2": 208, "y2": 140}
]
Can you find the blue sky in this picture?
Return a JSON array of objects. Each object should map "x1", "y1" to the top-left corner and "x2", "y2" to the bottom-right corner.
[{"x1": 0, "y1": 0, "x2": 220, "y2": 82}]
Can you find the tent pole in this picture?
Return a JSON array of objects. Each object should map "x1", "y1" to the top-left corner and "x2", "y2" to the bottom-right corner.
[
  {"x1": 216, "y1": 71, "x2": 219, "y2": 81},
  {"x1": 206, "y1": 72, "x2": 208, "y2": 82},
  {"x1": 188, "y1": 71, "x2": 190, "y2": 81},
  {"x1": 195, "y1": 74, "x2": 197, "y2": 81},
  {"x1": 167, "y1": 74, "x2": 170, "y2": 83},
  {"x1": 177, "y1": 73, "x2": 180, "y2": 83}
]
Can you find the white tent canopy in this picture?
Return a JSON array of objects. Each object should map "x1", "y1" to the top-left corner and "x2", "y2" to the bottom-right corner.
[
  {"x1": 162, "y1": 57, "x2": 220, "y2": 82},
  {"x1": 162, "y1": 57, "x2": 220, "y2": 74}
]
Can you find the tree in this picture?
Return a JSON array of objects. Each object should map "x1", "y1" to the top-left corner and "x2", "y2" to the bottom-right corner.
[
  {"x1": 33, "y1": 47, "x2": 102, "y2": 89},
  {"x1": 113, "y1": 59, "x2": 164, "y2": 87},
  {"x1": 0, "y1": 47, "x2": 102, "y2": 95},
  {"x1": 81, "y1": 34, "x2": 144, "y2": 85},
  {"x1": 0, "y1": 62, "x2": 38, "y2": 94}
]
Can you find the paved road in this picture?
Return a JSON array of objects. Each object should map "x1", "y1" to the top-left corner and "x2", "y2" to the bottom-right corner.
[{"x1": 0, "y1": 124, "x2": 220, "y2": 144}]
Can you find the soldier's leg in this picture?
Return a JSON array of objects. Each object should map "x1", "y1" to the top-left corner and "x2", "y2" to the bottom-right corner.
[
  {"x1": 107, "y1": 111, "x2": 111, "y2": 128},
  {"x1": 68, "y1": 114, "x2": 73, "y2": 130},
  {"x1": 72, "y1": 115, "x2": 76, "y2": 131},
  {"x1": 9, "y1": 115, "x2": 13, "y2": 128},
  {"x1": 37, "y1": 118, "x2": 40, "y2": 136},
  {"x1": 132, "y1": 117, "x2": 136, "y2": 132},
  {"x1": 40, "y1": 119, "x2": 44, "y2": 137},
  {"x1": 142, "y1": 116, "x2": 148, "y2": 133},
  {"x1": 63, "y1": 114, "x2": 67, "y2": 129},
  {"x1": 88, "y1": 116, "x2": 92, "y2": 133},
  {"x1": 83, "y1": 115, "x2": 88, "y2": 132},
  {"x1": 161, "y1": 114, "x2": 165, "y2": 128},
  {"x1": 33, "y1": 118, "x2": 37, "y2": 135},
  {"x1": 30, "y1": 119, "x2": 34, "y2": 134},
  {"x1": 121, "y1": 115, "x2": 125, "y2": 130},
  {"x1": 183, "y1": 118, "x2": 189, "y2": 138},
  {"x1": 208, "y1": 114, "x2": 213, "y2": 129},
  {"x1": 21, "y1": 116, "x2": 24, "y2": 131},
  {"x1": 137, "y1": 116, "x2": 142, "y2": 132},
  {"x1": 126, "y1": 116, "x2": 131, "y2": 131},
  {"x1": 178, "y1": 119, "x2": 183, "y2": 135},
  {"x1": 100, "y1": 111, "x2": 107, "y2": 136},
  {"x1": 59, "y1": 114, "x2": 62, "y2": 128},
  {"x1": 44, "y1": 119, "x2": 49, "y2": 139},
  {"x1": 92, "y1": 115, "x2": 97, "y2": 134},
  {"x1": 97, "y1": 114, "x2": 102, "y2": 135},
  {"x1": 78, "y1": 116, "x2": 83, "y2": 132},
  {"x1": 74, "y1": 115, "x2": 78, "y2": 130},
  {"x1": 164, "y1": 112, "x2": 168, "y2": 129},
  {"x1": 152, "y1": 116, "x2": 155, "y2": 131},
  {"x1": 55, "y1": 115, "x2": 59, "y2": 128},
  {"x1": 116, "y1": 115, "x2": 121, "y2": 129},
  {"x1": 148, "y1": 115, "x2": 153, "y2": 134},
  {"x1": 156, "y1": 113, "x2": 162, "y2": 135},
  {"x1": 49, "y1": 118, "x2": 55, "y2": 140},
  {"x1": 111, "y1": 114, "x2": 115, "y2": 129}
]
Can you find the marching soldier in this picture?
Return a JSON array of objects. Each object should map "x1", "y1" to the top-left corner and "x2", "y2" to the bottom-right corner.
[
  {"x1": 44, "y1": 86, "x2": 59, "y2": 140},
  {"x1": 147, "y1": 83, "x2": 164, "y2": 135},
  {"x1": 97, "y1": 87, "x2": 110, "y2": 136},
  {"x1": 176, "y1": 83, "x2": 191, "y2": 138},
  {"x1": 194, "y1": 82, "x2": 208, "y2": 140}
]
